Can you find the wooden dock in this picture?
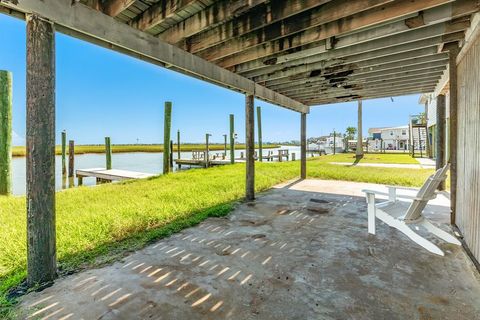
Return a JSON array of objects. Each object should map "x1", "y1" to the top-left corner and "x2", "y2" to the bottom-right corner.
[{"x1": 76, "y1": 168, "x2": 156, "y2": 185}]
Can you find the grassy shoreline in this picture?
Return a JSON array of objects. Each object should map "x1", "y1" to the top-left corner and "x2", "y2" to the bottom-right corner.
[
  {"x1": 11, "y1": 144, "x2": 281, "y2": 157},
  {"x1": 0, "y1": 154, "x2": 432, "y2": 314}
]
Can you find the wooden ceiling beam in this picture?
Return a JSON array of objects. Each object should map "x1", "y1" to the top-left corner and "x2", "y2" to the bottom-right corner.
[
  {"x1": 286, "y1": 78, "x2": 441, "y2": 100},
  {"x1": 183, "y1": 0, "x2": 388, "y2": 54},
  {"x1": 305, "y1": 89, "x2": 435, "y2": 105},
  {"x1": 129, "y1": 0, "x2": 198, "y2": 32},
  {"x1": 257, "y1": 46, "x2": 448, "y2": 85},
  {"x1": 157, "y1": 0, "x2": 269, "y2": 44},
  {"x1": 211, "y1": 0, "x2": 464, "y2": 68},
  {"x1": 278, "y1": 71, "x2": 445, "y2": 95},
  {"x1": 240, "y1": 4, "x2": 472, "y2": 78},
  {"x1": 269, "y1": 65, "x2": 447, "y2": 93},
  {"x1": 101, "y1": 0, "x2": 135, "y2": 17},
  {"x1": 302, "y1": 87, "x2": 436, "y2": 105},
  {"x1": 242, "y1": 21, "x2": 469, "y2": 79}
]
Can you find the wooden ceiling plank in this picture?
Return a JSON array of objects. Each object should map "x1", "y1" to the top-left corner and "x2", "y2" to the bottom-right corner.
[
  {"x1": 157, "y1": 0, "x2": 269, "y2": 44},
  {"x1": 184, "y1": 0, "x2": 381, "y2": 53},
  {"x1": 129, "y1": 0, "x2": 199, "y2": 31},
  {"x1": 211, "y1": 0, "x2": 463, "y2": 67}
]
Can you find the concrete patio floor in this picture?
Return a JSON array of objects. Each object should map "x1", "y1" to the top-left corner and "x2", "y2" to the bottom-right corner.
[{"x1": 19, "y1": 179, "x2": 480, "y2": 320}]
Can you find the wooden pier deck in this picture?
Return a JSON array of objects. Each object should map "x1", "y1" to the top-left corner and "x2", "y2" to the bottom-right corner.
[{"x1": 76, "y1": 168, "x2": 156, "y2": 185}]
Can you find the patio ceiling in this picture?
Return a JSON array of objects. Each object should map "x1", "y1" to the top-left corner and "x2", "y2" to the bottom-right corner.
[
  {"x1": 83, "y1": 0, "x2": 479, "y2": 105},
  {"x1": 1, "y1": 0, "x2": 479, "y2": 107}
]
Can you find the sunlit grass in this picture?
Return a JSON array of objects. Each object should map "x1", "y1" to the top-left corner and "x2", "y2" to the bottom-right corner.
[
  {"x1": 11, "y1": 143, "x2": 280, "y2": 157},
  {"x1": 0, "y1": 156, "x2": 433, "y2": 312},
  {"x1": 317, "y1": 152, "x2": 420, "y2": 164}
]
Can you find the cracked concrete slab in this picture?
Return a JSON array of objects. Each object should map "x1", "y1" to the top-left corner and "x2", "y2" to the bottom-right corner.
[{"x1": 18, "y1": 179, "x2": 480, "y2": 320}]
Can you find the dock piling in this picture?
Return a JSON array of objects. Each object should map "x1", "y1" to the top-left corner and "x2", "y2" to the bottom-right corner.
[
  {"x1": 177, "y1": 130, "x2": 181, "y2": 169},
  {"x1": 223, "y1": 134, "x2": 227, "y2": 159},
  {"x1": 105, "y1": 136, "x2": 112, "y2": 170},
  {"x1": 170, "y1": 140, "x2": 174, "y2": 168},
  {"x1": 0, "y1": 70, "x2": 12, "y2": 195},
  {"x1": 68, "y1": 140, "x2": 75, "y2": 186},
  {"x1": 163, "y1": 101, "x2": 172, "y2": 174},
  {"x1": 257, "y1": 106, "x2": 263, "y2": 162},
  {"x1": 230, "y1": 114, "x2": 235, "y2": 164},
  {"x1": 61, "y1": 130, "x2": 66, "y2": 177}
]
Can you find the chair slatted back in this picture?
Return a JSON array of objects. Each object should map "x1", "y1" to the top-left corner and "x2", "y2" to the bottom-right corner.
[{"x1": 404, "y1": 164, "x2": 450, "y2": 222}]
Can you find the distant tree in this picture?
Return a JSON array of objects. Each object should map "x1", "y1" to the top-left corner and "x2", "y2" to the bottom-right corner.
[{"x1": 345, "y1": 127, "x2": 357, "y2": 139}]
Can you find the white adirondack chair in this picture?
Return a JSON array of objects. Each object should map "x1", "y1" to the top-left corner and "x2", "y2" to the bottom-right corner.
[{"x1": 363, "y1": 164, "x2": 461, "y2": 256}]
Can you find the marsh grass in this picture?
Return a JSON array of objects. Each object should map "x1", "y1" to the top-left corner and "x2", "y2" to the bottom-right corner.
[
  {"x1": 11, "y1": 144, "x2": 280, "y2": 157},
  {"x1": 0, "y1": 156, "x2": 433, "y2": 312}
]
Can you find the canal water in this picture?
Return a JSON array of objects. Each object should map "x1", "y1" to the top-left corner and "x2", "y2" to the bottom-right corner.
[{"x1": 11, "y1": 146, "x2": 300, "y2": 195}]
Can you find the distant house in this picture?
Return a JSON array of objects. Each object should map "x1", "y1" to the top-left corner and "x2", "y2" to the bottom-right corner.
[{"x1": 367, "y1": 126, "x2": 409, "y2": 151}]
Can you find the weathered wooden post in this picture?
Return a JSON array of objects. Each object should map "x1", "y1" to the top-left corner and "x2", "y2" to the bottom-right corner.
[
  {"x1": 61, "y1": 130, "x2": 66, "y2": 177},
  {"x1": 223, "y1": 134, "x2": 227, "y2": 159},
  {"x1": 436, "y1": 94, "x2": 446, "y2": 191},
  {"x1": 245, "y1": 94, "x2": 255, "y2": 201},
  {"x1": 333, "y1": 131, "x2": 336, "y2": 155},
  {"x1": 177, "y1": 130, "x2": 181, "y2": 169},
  {"x1": 26, "y1": 15, "x2": 56, "y2": 286},
  {"x1": 229, "y1": 114, "x2": 235, "y2": 164},
  {"x1": 417, "y1": 127, "x2": 423, "y2": 158},
  {"x1": 448, "y1": 45, "x2": 459, "y2": 224},
  {"x1": 356, "y1": 100, "x2": 364, "y2": 158},
  {"x1": 177, "y1": 130, "x2": 181, "y2": 159},
  {"x1": 257, "y1": 106, "x2": 263, "y2": 162},
  {"x1": 424, "y1": 102, "x2": 431, "y2": 158},
  {"x1": 300, "y1": 113, "x2": 306, "y2": 179},
  {"x1": 278, "y1": 150, "x2": 283, "y2": 162},
  {"x1": 105, "y1": 136, "x2": 112, "y2": 170},
  {"x1": 68, "y1": 140, "x2": 74, "y2": 181},
  {"x1": 0, "y1": 71, "x2": 12, "y2": 195},
  {"x1": 163, "y1": 101, "x2": 172, "y2": 174},
  {"x1": 170, "y1": 140, "x2": 174, "y2": 169},
  {"x1": 205, "y1": 133, "x2": 211, "y2": 168}
]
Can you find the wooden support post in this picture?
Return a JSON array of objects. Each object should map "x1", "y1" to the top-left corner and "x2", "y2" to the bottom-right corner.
[
  {"x1": 105, "y1": 136, "x2": 112, "y2": 170},
  {"x1": 176, "y1": 130, "x2": 181, "y2": 169},
  {"x1": 356, "y1": 100, "x2": 364, "y2": 158},
  {"x1": 205, "y1": 133, "x2": 210, "y2": 168},
  {"x1": 68, "y1": 140, "x2": 74, "y2": 178},
  {"x1": 278, "y1": 150, "x2": 282, "y2": 162},
  {"x1": 223, "y1": 134, "x2": 227, "y2": 159},
  {"x1": 245, "y1": 94, "x2": 255, "y2": 201},
  {"x1": 170, "y1": 140, "x2": 174, "y2": 169},
  {"x1": 448, "y1": 45, "x2": 459, "y2": 224},
  {"x1": 417, "y1": 127, "x2": 423, "y2": 158},
  {"x1": 333, "y1": 131, "x2": 336, "y2": 155},
  {"x1": 424, "y1": 102, "x2": 431, "y2": 158},
  {"x1": 229, "y1": 114, "x2": 235, "y2": 164},
  {"x1": 163, "y1": 101, "x2": 172, "y2": 174},
  {"x1": 26, "y1": 15, "x2": 56, "y2": 286},
  {"x1": 0, "y1": 71, "x2": 12, "y2": 195},
  {"x1": 300, "y1": 112, "x2": 306, "y2": 179},
  {"x1": 61, "y1": 130, "x2": 66, "y2": 177},
  {"x1": 177, "y1": 130, "x2": 181, "y2": 159},
  {"x1": 257, "y1": 106, "x2": 263, "y2": 162},
  {"x1": 436, "y1": 94, "x2": 446, "y2": 191}
]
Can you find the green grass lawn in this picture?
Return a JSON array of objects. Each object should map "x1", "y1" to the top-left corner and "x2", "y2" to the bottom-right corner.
[
  {"x1": 0, "y1": 157, "x2": 433, "y2": 313},
  {"x1": 319, "y1": 153, "x2": 420, "y2": 164},
  {"x1": 11, "y1": 144, "x2": 280, "y2": 157}
]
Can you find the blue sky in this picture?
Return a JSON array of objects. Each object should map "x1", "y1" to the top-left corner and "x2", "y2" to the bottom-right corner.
[{"x1": 0, "y1": 14, "x2": 424, "y2": 145}]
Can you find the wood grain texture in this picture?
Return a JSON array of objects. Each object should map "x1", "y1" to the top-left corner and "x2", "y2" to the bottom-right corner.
[{"x1": 26, "y1": 14, "x2": 56, "y2": 286}]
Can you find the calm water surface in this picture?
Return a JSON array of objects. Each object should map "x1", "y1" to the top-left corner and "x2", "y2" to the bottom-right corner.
[{"x1": 11, "y1": 146, "x2": 300, "y2": 195}]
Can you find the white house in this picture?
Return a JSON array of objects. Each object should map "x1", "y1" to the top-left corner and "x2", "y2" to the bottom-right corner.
[{"x1": 367, "y1": 126, "x2": 409, "y2": 151}]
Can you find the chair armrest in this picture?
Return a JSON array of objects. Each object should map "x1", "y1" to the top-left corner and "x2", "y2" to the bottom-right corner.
[
  {"x1": 385, "y1": 185, "x2": 420, "y2": 192},
  {"x1": 362, "y1": 189, "x2": 378, "y2": 204}
]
